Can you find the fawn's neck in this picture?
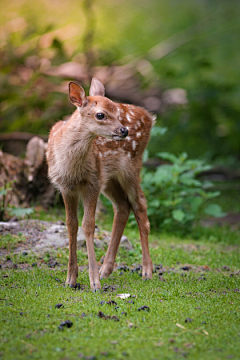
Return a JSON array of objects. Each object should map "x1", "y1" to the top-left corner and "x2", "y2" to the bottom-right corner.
[
  {"x1": 64, "y1": 112, "x2": 95, "y2": 159},
  {"x1": 53, "y1": 112, "x2": 97, "y2": 189}
]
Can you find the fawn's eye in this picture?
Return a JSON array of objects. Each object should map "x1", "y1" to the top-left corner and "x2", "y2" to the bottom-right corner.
[{"x1": 96, "y1": 113, "x2": 105, "y2": 120}]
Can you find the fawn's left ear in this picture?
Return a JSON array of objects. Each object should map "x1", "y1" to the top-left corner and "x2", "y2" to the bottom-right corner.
[
  {"x1": 89, "y1": 78, "x2": 105, "y2": 97},
  {"x1": 69, "y1": 82, "x2": 86, "y2": 107}
]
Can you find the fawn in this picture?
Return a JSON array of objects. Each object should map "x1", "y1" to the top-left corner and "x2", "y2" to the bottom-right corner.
[{"x1": 47, "y1": 78, "x2": 154, "y2": 291}]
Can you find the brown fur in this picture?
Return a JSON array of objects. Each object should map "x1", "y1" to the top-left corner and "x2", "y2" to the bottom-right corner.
[{"x1": 46, "y1": 78, "x2": 154, "y2": 291}]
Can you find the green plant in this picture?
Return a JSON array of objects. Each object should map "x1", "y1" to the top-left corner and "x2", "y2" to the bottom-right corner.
[{"x1": 140, "y1": 149, "x2": 225, "y2": 232}]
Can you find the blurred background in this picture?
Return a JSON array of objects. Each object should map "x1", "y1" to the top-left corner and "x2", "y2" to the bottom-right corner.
[{"x1": 0, "y1": 0, "x2": 240, "y2": 230}]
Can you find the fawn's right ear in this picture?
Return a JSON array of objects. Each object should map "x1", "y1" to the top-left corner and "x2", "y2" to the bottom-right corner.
[{"x1": 69, "y1": 82, "x2": 86, "y2": 107}]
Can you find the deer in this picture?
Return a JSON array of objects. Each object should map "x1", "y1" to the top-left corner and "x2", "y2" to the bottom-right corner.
[{"x1": 46, "y1": 78, "x2": 154, "y2": 291}]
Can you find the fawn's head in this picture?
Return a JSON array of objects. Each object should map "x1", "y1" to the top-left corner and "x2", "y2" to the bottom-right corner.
[{"x1": 69, "y1": 78, "x2": 128, "y2": 140}]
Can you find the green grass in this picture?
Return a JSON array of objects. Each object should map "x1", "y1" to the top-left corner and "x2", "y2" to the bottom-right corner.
[{"x1": 0, "y1": 229, "x2": 239, "y2": 360}]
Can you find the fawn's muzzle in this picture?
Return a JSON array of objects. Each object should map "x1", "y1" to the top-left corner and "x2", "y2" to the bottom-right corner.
[
  {"x1": 112, "y1": 126, "x2": 128, "y2": 140},
  {"x1": 120, "y1": 127, "x2": 128, "y2": 138}
]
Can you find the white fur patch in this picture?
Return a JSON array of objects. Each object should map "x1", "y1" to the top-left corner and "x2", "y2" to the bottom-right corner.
[
  {"x1": 132, "y1": 140, "x2": 137, "y2": 151},
  {"x1": 103, "y1": 150, "x2": 118, "y2": 157},
  {"x1": 136, "y1": 132, "x2": 142, "y2": 138},
  {"x1": 127, "y1": 152, "x2": 131, "y2": 158},
  {"x1": 126, "y1": 113, "x2": 131, "y2": 122}
]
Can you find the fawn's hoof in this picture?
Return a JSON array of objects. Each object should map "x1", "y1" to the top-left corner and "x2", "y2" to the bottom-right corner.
[
  {"x1": 66, "y1": 275, "x2": 78, "y2": 288},
  {"x1": 90, "y1": 281, "x2": 101, "y2": 292},
  {"x1": 92, "y1": 288, "x2": 101, "y2": 293},
  {"x1": 69, "y1": 283, "x2": 81, "y2": 289},
  {"x1": 142, "y1": 265, "x2": 153, "y2": 280},
  {"x1": 99, "y1": 264, "x2": 114, "y2": 279}
]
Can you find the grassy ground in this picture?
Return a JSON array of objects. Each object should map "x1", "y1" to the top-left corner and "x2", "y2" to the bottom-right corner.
[{"x1": 0, "y1": 209, "x2": 239, "y2": 360}]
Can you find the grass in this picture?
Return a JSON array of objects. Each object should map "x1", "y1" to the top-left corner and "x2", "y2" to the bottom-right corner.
[{"x1": 0, "y1": 221, "x2": 239, "y2": 360}]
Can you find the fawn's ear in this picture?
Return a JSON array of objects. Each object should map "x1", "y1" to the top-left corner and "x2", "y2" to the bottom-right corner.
[
  {"x1": 69, "y1": 82, "x2": 86, "y2": 107},
  {"x1": 89, "y1": 78, "x2": 105, "y2": 97}
]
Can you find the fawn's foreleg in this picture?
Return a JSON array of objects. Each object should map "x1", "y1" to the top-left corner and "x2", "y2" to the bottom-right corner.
[
  {"x1": 82, "y1": 184, "x2": 101, "y2": 291},
  {"x1": 62, "y1": 192, "x2": 79, "y2": 287},
  {"x1": 132, "y1": 187, "x2": 153, "y2": 279}
]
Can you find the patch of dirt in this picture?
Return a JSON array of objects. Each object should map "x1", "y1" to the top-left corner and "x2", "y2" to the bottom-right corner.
[{"x1": 0, "y1": 219, "x2": 133, "y2": 257}]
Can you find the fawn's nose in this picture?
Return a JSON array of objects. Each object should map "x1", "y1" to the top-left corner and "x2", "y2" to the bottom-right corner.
[{"x1": 120, "y1": 127, "x2": 128, "y2": 138}]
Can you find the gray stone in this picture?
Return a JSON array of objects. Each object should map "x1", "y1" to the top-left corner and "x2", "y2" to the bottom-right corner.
[{"x1": 120, "y1": 235, "x2": 133, "y2": 250}]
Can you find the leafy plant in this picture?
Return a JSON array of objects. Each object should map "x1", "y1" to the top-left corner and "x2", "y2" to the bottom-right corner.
[{"x1": 140, "y1": 150, "x2": 225, "y2": 232}]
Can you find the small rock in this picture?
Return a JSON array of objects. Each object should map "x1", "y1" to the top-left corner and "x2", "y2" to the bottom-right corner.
[
  {"x1": 58, "y1": 320, "x2": 73, "y2": 330},
  {"x1": 181, "y1": 266, "x2": 190, "y2": 271},
  {"x1": 98, "y1": 311, "x2": 108, "y2": 319},
  {"x1": 55, "y1": 303, "x2": 64, "y2": 309},
  {"x1": 138, "y1": 305, "x2": 150, "y2": 312},
  {"x1": 120, "y1": 235, "x2": 133, "y2": 250},
  {"x1": 107, "y1": 300, "x2": 117, "y2": 306},
  {"x1": 22, "y1": 251, "x2": 28, "y2": 256},
  {"x1": 222, "y1": 265, "x2": 230, "y2": 271},
  {"x1": 185, "y1": 318, "x2": 193, "y2": 323}
]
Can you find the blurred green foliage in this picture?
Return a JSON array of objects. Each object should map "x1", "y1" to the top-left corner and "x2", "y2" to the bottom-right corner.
[
  {"x1": 0, "y1": 0, "x2": 240, "y2": 163},
  {"x1": 140, "y1": 147, "x2": 225, "y2": 233}
]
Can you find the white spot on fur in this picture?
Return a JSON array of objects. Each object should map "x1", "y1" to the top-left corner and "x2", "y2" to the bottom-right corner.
[
  {"x1": 127, "y1": 152, "x2": 131, "y2": 158},
  {"x1": 132, "y1": 140, "x2": 137, "y2": 151},
  {"x1": 99, "y1": 152, "x2": 102, "y2": 158},
  {"x1": 103, "y1": 150, "x2": 118, "y2": 157},
  {"x1": 126, "y1": 113, "x2": 131, "y2": 122},
  {"x1": 136, "y1": 132, "x2": 141, "y2": 138},
  {"x1": 137, "y1": 120, "x2": 141, "y2": 127}
]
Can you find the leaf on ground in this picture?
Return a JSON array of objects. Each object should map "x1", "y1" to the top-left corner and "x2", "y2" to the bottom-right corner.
[
  {"x1": 116, "y1": 293, "x2": 131, "y2": 299},
  {"x1": 176, "y1": 323, "x2": 186, "y2": 330}
]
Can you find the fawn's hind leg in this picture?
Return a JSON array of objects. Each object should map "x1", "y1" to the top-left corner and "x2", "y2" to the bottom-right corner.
[
  {"x1": 62, "y1": 192, "x2": 79, "y2": 287},
  {"x1": 131, "y1": 186, "x2": 153, "y2": 279},
  {"x1": 100, "y1": 180, "x2": 131, "y2": 278}
]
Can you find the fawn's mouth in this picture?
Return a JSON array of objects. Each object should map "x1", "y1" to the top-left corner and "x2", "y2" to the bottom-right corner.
[{"x1": 112, "y1": 135, "x2": 125, "y2": 141}]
